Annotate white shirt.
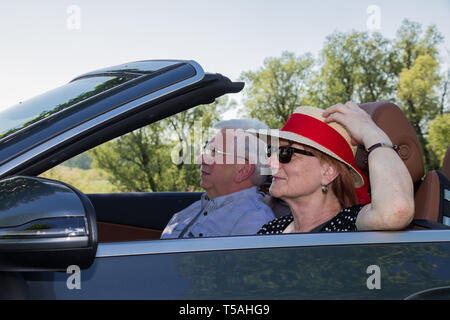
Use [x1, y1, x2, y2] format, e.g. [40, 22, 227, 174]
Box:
[160, 187, 275, 239]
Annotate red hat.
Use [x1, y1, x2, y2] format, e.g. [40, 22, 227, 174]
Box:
[249, 106, 365, 188]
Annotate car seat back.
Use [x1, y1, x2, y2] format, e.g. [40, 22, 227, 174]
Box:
[414, 145, 450, 228]
[356, 102, 425, 185]
[354, 102, 448, 229]
[355, 101, 424, 207]
[413, 170, 450, 229]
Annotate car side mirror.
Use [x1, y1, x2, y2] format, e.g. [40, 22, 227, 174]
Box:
[0, 176, 98, 271]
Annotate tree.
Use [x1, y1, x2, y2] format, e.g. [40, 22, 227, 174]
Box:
[353, 32, 399, 102]
[63, 153, 93, 170]
[394, 20, 443, 70]
[426, 113, 450, 167]
[314, 31, 398, 107]
[89, 98, 231, 192]
[314, 32, 360, 106]
[398, 54, 441, 159]
[89, 121, 173, 192]
[394, 20, 444, 169]
[240, 51, 315, 128]
[439, 62, 449, 115]
[239, 20, 445, 170]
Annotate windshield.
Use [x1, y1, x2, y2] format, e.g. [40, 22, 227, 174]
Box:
[0, 75, 136, 140]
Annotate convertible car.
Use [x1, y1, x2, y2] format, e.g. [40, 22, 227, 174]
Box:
[0, 60, 449, 300]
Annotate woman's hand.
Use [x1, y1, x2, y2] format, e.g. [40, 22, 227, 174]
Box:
[322, 101, 387, 147]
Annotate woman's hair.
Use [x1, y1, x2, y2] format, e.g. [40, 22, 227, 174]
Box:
[303, 145, 358, 208]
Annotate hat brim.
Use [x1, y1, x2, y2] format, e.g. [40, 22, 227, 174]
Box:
[248, 128, 365, 188]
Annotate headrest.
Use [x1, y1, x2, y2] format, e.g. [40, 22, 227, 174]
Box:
[355, 102, 425, 184]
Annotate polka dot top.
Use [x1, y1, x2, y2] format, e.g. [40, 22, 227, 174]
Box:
[257, 204, 365, 234]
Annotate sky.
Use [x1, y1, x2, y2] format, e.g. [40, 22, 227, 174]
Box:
[0, 0, 449, 115]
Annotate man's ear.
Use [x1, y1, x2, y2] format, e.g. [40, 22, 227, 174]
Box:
[234, 164, 255, 183]
[321, 163, 339, 185]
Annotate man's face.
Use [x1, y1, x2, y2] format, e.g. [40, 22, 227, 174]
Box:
[198, 129, 240, 198]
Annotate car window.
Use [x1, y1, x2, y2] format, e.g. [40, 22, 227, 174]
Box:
[0, 75, 137, 140]
[39, 98, 228, 194]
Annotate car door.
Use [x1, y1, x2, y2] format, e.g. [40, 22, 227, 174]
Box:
[22, 229, 450, 299]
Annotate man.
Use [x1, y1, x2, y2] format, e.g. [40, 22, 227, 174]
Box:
[161, 119, 275, 239]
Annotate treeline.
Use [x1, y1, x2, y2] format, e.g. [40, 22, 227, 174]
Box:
[240, 19, 449, 170]
[49, 19, 449, 193]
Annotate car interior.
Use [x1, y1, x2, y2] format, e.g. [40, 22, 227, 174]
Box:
[87, 101, 450, 243]
[356, 102, 450, 230]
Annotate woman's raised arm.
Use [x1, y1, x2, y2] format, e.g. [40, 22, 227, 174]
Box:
[322, 101, 414, 230]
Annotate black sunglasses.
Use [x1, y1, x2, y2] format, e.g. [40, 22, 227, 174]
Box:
[266, 145, 315, 163]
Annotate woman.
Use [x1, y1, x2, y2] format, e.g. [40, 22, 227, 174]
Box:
[255, 102, 414, 234]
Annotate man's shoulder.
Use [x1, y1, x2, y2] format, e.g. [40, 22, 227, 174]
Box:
[170, 198, 202, 219]
[245, 192, 273, 210]
[230, 192, 275, 219]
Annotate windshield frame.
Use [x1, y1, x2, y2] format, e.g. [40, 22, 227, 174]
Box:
[0, 73, 143, 143]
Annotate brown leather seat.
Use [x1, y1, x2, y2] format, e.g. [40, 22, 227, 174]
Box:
[355, 102, 448, 229]
[412, 145, 450, 227]
[356, 102, 424, 186]
[97, 221, 162, 242]
[356, 102, 450, 229]
[413, 171, 441, 225]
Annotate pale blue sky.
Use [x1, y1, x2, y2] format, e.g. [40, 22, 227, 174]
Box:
[0, 0, 449, 112]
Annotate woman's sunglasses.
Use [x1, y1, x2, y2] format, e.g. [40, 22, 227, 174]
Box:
[266, 145, 315, 163]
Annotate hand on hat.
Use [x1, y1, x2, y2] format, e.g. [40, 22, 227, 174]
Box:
[322, 101, 386, 147]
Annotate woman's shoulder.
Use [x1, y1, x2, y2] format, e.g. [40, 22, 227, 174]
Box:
[257, 214, 293, 235]
[319, 204, 365, 232]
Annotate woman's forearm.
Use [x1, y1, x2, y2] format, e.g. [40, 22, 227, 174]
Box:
[363, 128, 415, 229]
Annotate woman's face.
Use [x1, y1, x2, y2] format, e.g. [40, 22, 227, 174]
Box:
[267, 140, 324, 201]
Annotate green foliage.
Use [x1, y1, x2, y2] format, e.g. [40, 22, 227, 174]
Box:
[39, 166, 118, 193]
[427, 113, 450, 167]
[241, 19, 446, 170]
[398, 54, 441, 126]
[394, 20, 443, 69]
[313, 31, 398, 107]
[240, 51, 315, 128]
[89, 122, 173, 192]
[88, 98, 230, 192]
[394, 20, 444, 168]
[63, 153, 93, 170]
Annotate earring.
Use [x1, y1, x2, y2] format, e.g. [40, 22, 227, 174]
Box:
[321, 184, 328, 194]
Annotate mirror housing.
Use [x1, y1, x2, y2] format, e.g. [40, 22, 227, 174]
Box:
[0, 176, 98, 271]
